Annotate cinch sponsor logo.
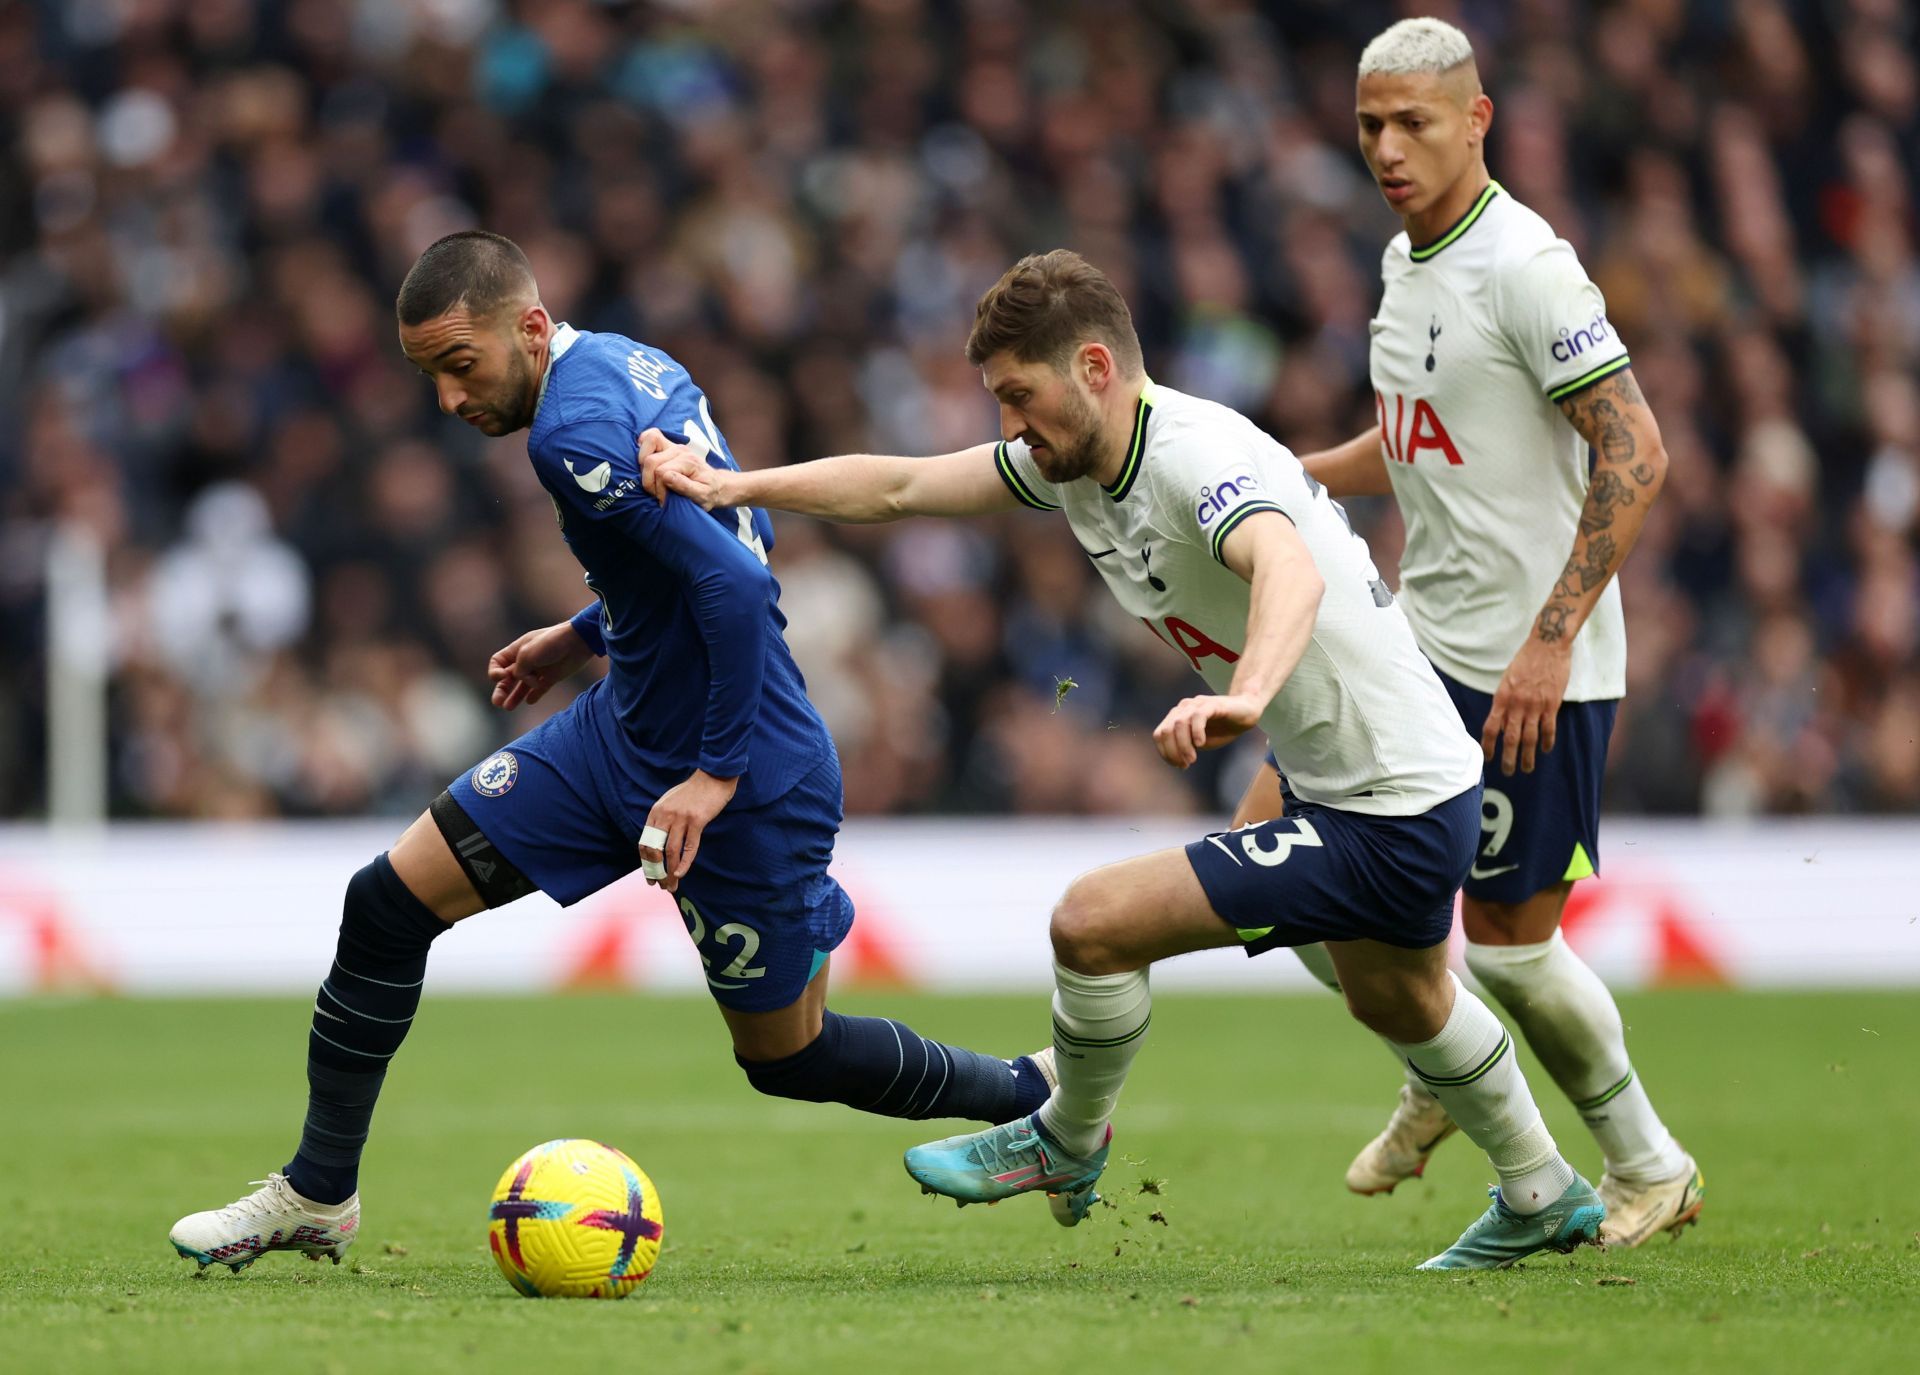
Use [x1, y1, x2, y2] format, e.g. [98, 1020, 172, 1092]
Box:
[1551, 311, 1612, 363]
[627, 349, 677, 401]
[1196, 472, 1259, 525]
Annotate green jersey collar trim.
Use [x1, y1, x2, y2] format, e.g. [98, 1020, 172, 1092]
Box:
[994, 441, 1059, 511]
[1102, 383, 1157, 502]
[1407, 181, 1502, 263]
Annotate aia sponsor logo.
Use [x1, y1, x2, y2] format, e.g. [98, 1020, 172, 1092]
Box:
[1376, 391, 1462, 466]
[1551, 310, 1613, 363]
[1144, 616, 1239, 673]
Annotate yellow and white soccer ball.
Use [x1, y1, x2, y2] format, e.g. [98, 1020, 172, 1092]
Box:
[487, 1139, 664, 1299]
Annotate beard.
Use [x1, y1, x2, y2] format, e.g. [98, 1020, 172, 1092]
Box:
[1025, 385, 1105, 483]
[465, 348, 538, 434]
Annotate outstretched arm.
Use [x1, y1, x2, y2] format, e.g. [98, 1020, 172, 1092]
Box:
[1481, 367, 1669, 774]
[1300, 427, 1393, 498]
[639, 432, 1020, 522]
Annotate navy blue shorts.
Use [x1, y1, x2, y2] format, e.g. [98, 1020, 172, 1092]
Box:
[1186, 785, 1481, 954]
[450, 690, 853, 1013]
[1434, 669, 1618, 904]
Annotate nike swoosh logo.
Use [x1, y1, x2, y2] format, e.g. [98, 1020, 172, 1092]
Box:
[1468, 862, 1519, 880]
[1205, 834, 1244, 867]
[1086, 547, 1117, 559]
[565, 458, 613, 493]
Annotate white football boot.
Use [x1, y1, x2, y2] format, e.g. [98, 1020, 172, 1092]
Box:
[170, 1173, 359, 1272]
[1346, 1083, 1459, 1195]
[1598, 1150, 1704, 1248]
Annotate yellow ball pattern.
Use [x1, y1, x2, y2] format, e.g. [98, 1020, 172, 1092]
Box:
[487, 1138, 664, 1299]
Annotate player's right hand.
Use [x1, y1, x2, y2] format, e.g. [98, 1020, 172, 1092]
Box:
[1152, 693, 1262, 768]
[638, 769, 739, 893]
[637, 428, 729, 509]
[488, 622, 594, 710]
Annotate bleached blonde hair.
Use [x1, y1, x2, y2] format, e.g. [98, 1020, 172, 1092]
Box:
[1357, 17, 1475, 79]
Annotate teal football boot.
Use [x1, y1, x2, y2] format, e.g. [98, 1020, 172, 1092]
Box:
[1417, 1175, 1606, 1270]
[905, 1114, 1110, 1226]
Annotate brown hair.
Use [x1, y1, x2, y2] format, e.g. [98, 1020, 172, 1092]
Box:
[965, 250, 1144, 376]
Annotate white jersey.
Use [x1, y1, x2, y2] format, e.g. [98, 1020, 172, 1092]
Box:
[995, 381, 1482, 816]
[1371, 181, 1630, 700]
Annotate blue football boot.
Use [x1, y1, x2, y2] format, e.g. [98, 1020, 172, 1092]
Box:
[905, 1114, 1110, 1226]
[1417, 1175, 1606, 1270]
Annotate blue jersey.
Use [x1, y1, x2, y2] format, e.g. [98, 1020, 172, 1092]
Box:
[526, 325, 829, 809]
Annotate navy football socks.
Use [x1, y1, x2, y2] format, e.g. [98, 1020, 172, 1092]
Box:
[286, 861, 1043, 1202]
[739, 1010, 1052, 1122]
[286, 854, 450, 1205]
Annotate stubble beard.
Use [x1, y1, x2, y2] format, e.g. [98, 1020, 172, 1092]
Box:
[1028, 387, 1105, 484]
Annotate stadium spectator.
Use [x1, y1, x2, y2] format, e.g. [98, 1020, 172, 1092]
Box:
[1, 0, 1914, 821]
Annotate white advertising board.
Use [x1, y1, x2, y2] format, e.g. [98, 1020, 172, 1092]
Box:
[0, 818, 1915, 995]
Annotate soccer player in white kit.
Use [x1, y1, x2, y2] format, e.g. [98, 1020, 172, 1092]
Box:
[640, 250, 1605, 1269]
[1240, 18, 1702, 1249]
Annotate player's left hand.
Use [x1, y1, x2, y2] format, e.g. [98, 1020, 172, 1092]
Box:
[1483, 639, 1573, 775]
[1152, 694, 1262, 769]
[638, 770, 739, 893]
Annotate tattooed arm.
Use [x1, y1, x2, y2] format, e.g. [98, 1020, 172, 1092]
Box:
[1481, 368, 1668, 775]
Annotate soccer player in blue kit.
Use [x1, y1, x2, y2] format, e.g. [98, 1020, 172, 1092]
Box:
[169, 231, 1052, 1272]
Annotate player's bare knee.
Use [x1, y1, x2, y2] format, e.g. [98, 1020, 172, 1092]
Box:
[1049, 878, 1126, 975]
[1341, 979, 1445, 1044]
[1462, 885, 1568, 946]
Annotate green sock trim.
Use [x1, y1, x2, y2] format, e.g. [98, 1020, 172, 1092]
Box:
[1408, 1030, 1511, 1088]
[1052, 1015, 1152, 1050]
[1574, 1069, 1635, 1112]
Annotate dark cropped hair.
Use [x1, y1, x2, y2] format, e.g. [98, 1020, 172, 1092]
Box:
[396, 230, 536, 326]
[965, 249, 1144, 376]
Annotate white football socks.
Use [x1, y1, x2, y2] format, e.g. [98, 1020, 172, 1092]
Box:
[1465, 933, 1687, 1183]
[1390, 973, 1575, 1215]
[1037, 962, 1151, 1156]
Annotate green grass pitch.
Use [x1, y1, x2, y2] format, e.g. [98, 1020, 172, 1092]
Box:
[5, 989, 1917, 1373]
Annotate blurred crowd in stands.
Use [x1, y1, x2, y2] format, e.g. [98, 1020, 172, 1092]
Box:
[1, 0, 1916, 821]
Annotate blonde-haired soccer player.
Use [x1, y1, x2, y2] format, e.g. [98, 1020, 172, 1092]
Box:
[641, 248, 1606, 1269]
[1250, 16, 1702, 1248]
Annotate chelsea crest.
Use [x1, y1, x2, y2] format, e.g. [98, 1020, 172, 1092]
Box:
[472, 751, 520, 797]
